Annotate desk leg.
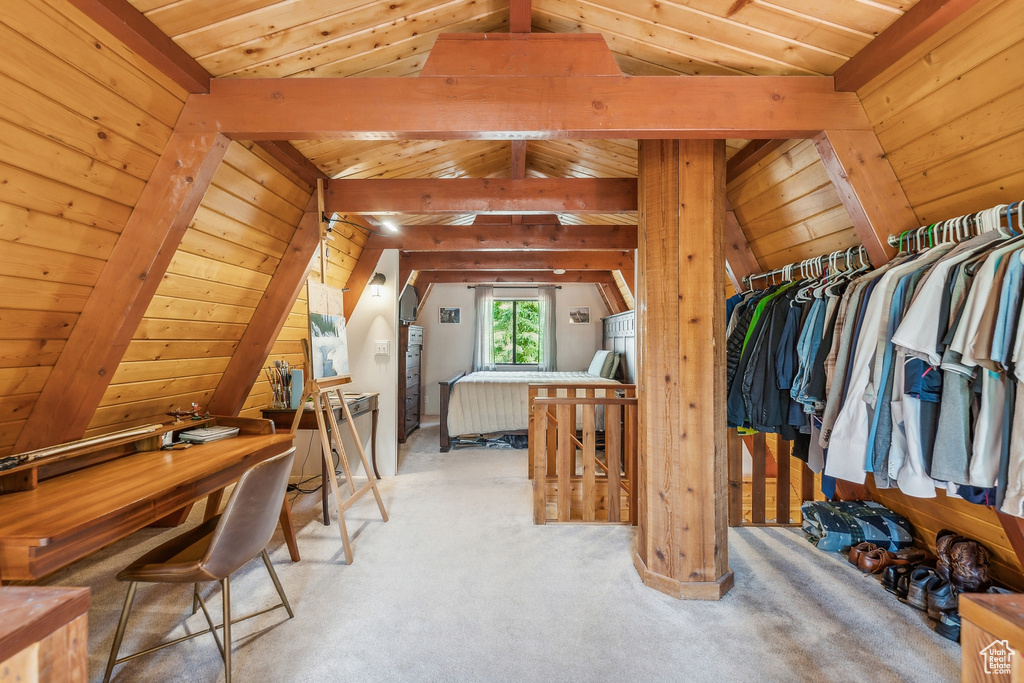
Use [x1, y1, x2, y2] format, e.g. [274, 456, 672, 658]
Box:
[371, 407, 380, 479]
[203, 489, 225, 522]
[321, 442, 330, 526]
[279, 497, 300, 562]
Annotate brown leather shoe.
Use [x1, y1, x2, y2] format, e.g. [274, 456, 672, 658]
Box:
[936, 530, 967, 582]
[949, 539, 991, 592]
[858, 548, 909, 574]
[849, 542, 879, 566]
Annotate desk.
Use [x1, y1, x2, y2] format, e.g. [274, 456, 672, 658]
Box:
[0, 586, 90, 680]
[263, 393, 379, 527]
[0, 431, 295, 582]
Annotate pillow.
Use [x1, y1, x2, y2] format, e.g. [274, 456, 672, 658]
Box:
[587, 350, 613, 377]
[602, 353, 620, 380]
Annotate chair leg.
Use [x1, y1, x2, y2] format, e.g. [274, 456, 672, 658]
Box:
[222, 577, 232, 683]
[103, 581, 138, 683]
[261, 549, 294, 618]
[192, 583, 200, 615]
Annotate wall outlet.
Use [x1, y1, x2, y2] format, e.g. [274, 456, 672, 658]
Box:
[374, 340, 390, 356]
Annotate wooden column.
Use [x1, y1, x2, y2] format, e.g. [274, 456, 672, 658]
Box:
[634, 139, 733, 600]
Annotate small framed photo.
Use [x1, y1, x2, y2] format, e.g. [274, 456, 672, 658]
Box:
[439, 307, 461, 324]
[569, 306, 591, 324]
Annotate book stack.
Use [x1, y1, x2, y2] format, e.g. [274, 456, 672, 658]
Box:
[178, 426, 240, 444]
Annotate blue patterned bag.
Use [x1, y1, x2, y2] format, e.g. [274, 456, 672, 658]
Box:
[801, 500, 914, 552]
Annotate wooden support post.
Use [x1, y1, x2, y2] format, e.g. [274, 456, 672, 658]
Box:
[814, 129, 914, 267]
[634, 139, 732, 599]
[750, 433, 767, 525]
[775, 439, 791, 524]
[606, 403, 622, 524]
[727, 429, 743, 527]
[14, 129, 229, 452]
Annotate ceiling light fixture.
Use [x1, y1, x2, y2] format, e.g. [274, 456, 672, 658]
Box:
[553, 269, 566, 275]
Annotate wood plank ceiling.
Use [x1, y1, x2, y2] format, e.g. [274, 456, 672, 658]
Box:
[128, 0, 921, 253]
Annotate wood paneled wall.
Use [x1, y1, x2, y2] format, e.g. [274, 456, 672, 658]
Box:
[859, 0, 1024, 225]
[726, 139, 860, 273]
[0, 0, 186, 456]
[853, 0, 1024, 590]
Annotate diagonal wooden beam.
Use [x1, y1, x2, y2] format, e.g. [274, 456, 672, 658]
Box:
[343, 248, 384, 319]
[595, 283, 618, 315]
[834, 0, 982, 92]
[324, 178, 636, 215]
[401, 251, 633, 271]
[207, 194, 321, 416]
[414, 270, 616, 285]
[65, 0, 210, 93]
[14, 129, 230, 452]
[254, 141, 328, 187]
[725, 139, 786, 182]
[510, 0, 532, 33]
[724, 203, 760, 289]
[601, 282, 628, 314]
[365, 224, 637, 251]
[814, 130, 911, 267]
[179, 76, 870, 140]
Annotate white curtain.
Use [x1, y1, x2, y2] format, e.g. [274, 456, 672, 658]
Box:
[472, 285, 496, 371]
[538, 285, 557, 371]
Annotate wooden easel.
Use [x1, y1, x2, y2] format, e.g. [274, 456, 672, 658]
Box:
[289, 370, 388, 564]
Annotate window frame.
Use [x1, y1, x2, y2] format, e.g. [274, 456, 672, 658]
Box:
[493, 298, 541, 366]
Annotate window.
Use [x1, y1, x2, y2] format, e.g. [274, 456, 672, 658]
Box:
[493, 299, 541, 364]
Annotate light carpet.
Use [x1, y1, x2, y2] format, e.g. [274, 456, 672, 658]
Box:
[42, 418, 959, 682]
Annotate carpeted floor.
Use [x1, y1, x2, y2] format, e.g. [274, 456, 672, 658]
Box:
[43, 418, 959, 682]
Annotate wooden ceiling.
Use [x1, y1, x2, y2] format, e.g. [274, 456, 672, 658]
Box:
[128, 0, 922, 233]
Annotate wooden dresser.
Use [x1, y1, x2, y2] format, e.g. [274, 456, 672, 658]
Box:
[398, 324, 423, 443]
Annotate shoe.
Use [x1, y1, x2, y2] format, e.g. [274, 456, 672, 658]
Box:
[882, 564, 914, 598]
[987, 586, 1016, 595]
[935, 611, 961, 643]
[905, 567, 939, 610]
[859, 548, 908, 574]
[927, 580, 958, 620]
[895, 547, 934, 565]
[848, 542, 878, 566]
[935, 530, 967, 582]
[949, 539, 991, 593]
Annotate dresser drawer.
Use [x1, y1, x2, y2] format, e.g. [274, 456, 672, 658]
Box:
[408, 325, 423, 346]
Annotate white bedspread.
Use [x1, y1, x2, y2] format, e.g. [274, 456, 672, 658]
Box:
[446, 371, 618, 437]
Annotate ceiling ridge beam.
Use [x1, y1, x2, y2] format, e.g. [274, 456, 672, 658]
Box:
[400, 251, 633, 271]
[365, 224, 637, 251]
[414, 271, 617, 285]
[834, 0, 982, 92]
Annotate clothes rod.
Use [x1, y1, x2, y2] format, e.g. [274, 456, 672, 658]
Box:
[742, 244, 869, 287]
[466, 285, 562, 290]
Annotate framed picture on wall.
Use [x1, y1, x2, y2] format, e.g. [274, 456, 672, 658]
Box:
[439, 307, 461, 324]
[569, 306, 591, 324]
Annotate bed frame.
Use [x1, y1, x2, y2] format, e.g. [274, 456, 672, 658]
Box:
[438, 310, 635, 452]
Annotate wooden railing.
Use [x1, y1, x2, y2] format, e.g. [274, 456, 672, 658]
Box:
[727, 429, 819, 527]
[528, 384, 638, 525]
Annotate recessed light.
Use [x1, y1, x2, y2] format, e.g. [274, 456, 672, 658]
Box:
[553, 269, 566, 275]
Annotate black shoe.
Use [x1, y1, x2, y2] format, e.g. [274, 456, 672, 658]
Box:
[935, 611, 961, 642]
[927, 580, 958, 620]
[882, 564, 914, 598]
[904, 567, 938, 611]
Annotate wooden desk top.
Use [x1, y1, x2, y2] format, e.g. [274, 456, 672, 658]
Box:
[0, 431, 294, 581]
[0, 586, 90, 660]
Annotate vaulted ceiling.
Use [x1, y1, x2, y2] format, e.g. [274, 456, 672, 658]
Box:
[127, 0, 922, 229]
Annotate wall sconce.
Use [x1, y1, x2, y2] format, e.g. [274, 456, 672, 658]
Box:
[369, 272, 387, 297]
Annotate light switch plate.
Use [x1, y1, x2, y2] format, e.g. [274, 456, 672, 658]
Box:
[374, 340, 390, 356]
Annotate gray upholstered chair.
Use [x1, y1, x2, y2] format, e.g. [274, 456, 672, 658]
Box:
[103, 447, 297, 683]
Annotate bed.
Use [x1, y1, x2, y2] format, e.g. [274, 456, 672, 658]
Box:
[438, 312, 635, 451]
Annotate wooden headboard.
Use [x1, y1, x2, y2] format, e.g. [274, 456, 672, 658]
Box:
[602, 310, 635, 383]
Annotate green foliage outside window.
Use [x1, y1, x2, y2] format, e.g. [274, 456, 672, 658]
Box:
[493, 300, 540, 364]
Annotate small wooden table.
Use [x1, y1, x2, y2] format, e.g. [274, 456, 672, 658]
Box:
[262, 392, 380, 526]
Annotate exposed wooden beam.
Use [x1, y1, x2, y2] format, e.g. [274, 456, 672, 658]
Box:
[400, 251, 633, 271]
[601, 282, 628, 314]
[595, 283, 618, 315]
[834, 0, 982, 92]
[66, 0, 210, 93]
[414, 270, 616, 285]
[509, 0, 532, 32]
[365, 224, 637, 251]
[813, 130, 909, 266]
[724, 206, 760, 288]
[14, 130, 230, 452]
[324, 178, 637, 215]
[472, 214, 561, 225]
[343, 249, 383, 319]
[725, 139, 786, 182]
[415, 283, 435, 322]
[180, 76, 870, 140]
[254, 141, 328, 187]
[207, 195, 320, 416]
[511, 141, 527, 180]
